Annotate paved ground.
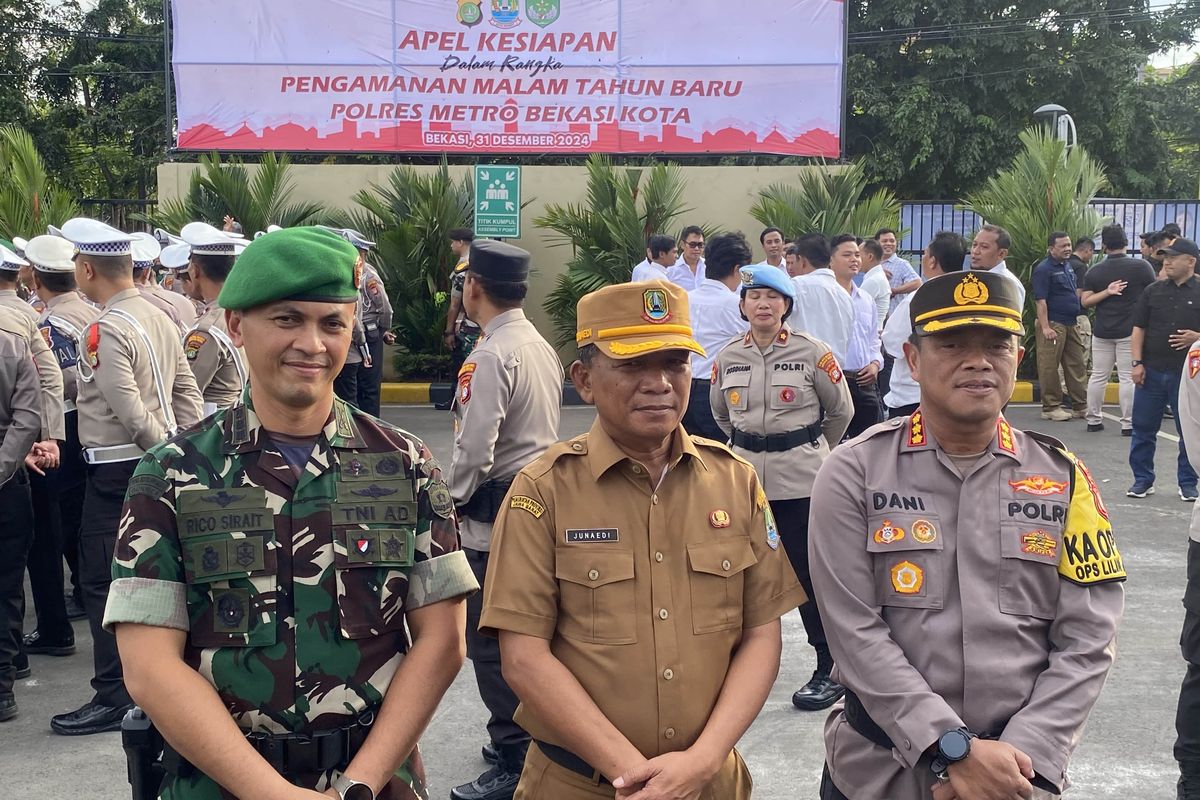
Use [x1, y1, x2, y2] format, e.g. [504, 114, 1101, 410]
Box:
[3, 405, 1188, 798]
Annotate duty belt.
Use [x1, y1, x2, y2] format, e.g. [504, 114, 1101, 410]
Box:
[162, 710, 376, 778]
[534, 741, 610, 785]
[731, 422, 822, 453]
[83, 443, 145, 464]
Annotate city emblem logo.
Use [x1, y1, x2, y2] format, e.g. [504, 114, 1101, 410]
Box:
[490, 0, 521, 28]
[873, 519, 906, 545]
[643, 288, 670, 322]
[953, 273, 989, 306]
[457, 0, 483, 26]
[890, 561, 924, 594]
[526, 0, 559, 27]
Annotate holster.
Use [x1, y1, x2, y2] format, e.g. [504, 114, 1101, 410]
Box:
[121, 707, 165, 800]
[457, 477, 515, 524]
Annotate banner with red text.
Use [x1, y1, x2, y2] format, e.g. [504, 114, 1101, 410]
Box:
[171, 0, 844, 156]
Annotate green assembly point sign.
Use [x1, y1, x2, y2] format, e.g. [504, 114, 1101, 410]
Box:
[474, 165, 521, 239]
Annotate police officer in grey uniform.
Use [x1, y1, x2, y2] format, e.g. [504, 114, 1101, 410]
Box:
[341, 229, 395, 417]
[710, 264, 852, 712]
[179, 222, 247, 414]
[0, 330, 44, 722]
[49, 219, 203, 736]
[20, 235, 99, 659]
[811, 270, 1124, 800]
[449, 240, 563, 800]
[1175, 335, 1200, 799]
[132, 232, 197, 334]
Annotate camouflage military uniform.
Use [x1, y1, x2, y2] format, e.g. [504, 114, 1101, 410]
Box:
[104, 392, 478, 799]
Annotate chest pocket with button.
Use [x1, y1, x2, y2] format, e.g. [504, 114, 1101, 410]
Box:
[769, 364, 812, 412]
[866, 513, 943, 610]
[555, 548, 637, 645]
[331, 475, 419, 640]
[998, 523, 1062, 620]
[176, 486, 279, 648]
[686, 537, 757, 634]
[720, 369, 752, 418]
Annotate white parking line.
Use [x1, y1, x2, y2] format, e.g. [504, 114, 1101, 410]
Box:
[1100, 411, 1179, 442]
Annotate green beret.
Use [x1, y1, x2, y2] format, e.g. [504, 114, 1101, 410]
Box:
[218, 226, 360, 311]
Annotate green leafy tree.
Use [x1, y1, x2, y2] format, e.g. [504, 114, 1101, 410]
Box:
[963, 126, 1109, 332]
[347, 162, 474, 363]
[749, 161, 901, 239]
[846, 0, 1200, 199]
[538, 154, 691, 347]
[142, 153, 331, 235]
[0, 124, 79, 239]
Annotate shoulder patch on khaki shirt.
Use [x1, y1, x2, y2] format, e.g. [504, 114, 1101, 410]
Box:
[184, 331, 207, 360]
[510, 495, 545, 518]
[1189, 348, 1200, 379]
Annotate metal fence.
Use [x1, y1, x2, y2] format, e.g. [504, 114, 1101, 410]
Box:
[77, 199, 158, 232]
[899, 199, 1200, 256]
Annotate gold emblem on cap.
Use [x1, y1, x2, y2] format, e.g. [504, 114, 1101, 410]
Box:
[953, 273, 989, 306]
[642, 288, 670, 323]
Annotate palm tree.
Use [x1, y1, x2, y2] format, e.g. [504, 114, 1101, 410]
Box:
[141, 152, 332, 234]
[347, 161, 474, 358]
[964, 126, 1109, 288]
[0, 124, 78, 239]
[537, 154, 691, 347]
[749, 161, 901, 240]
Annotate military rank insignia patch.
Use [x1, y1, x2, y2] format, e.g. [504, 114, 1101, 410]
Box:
[1021, 530, 1058, 558]
[353, 256, 364, 290]
[907, 410, 926, 447]
[911, 519, 937, 544]
[711, 362, 718, 381]
[510, 495, 545, 518]
[817, 352, 843, 384]
[85, 324, 101, 368]
[184, 331, 207, 361]
[890, 561, 923, 594]
[873, 519, 906, 544]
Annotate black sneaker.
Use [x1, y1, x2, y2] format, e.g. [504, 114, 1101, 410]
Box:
[434, 399, 453, 411]
[50, 701, 133, 736]
[449, 764, 521, 800]
[14, 653, 30, 680]
[23, 630, 75, 656]
[1180, 771, 1200, 800]
[1086, 423, 1104, 432]
[791, 671, 846, 711]
[0, 696, 16, 722]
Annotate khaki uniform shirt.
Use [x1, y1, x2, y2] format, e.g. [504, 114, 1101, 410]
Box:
[77, 288, 204, 450]
[0, 330, 42, 485]
[1181, 347, 1200, 543]
[360, 263, 393, 337]
[39, 293, 101, 407]
[480, 422, 806, 758]
[137, 284, 187, 334]
[140, 283, 199, 334]
[710, 326, 852, 500]
[450, 309, 563, 551]
[184, 303, 245, 412]
[810, 412, 1125, 798]
[0, 290, 65, 441]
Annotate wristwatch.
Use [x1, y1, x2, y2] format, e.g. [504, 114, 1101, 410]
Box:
[1132, 359, 1144, 366]
[929, 727, 976, 779]
[332, 775, 375, 800]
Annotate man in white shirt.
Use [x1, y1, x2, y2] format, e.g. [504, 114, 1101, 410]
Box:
[883, 231, 968, 418]
[758, 226, 786, 271]
[859, 238, 891, 332]
[683, 232, 750, 440]
[667, 225, 706, 290]
[875, 227, 923, 314]
[630, 234, 676, 283]
[970, 223, 1027, 310]
[791, 233, 853, 366]
[830, 235, 884, 439]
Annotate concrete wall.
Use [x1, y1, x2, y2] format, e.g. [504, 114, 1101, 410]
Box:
[157, 162, 822, 362]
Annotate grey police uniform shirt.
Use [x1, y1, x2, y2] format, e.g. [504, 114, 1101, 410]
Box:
[809, 412, 1124, 799]
[39, 292, 100, 406]
[1180, 345, 1200, 543]
[449, 308, 563, 552]
[710, 325, 851, 500]
[76, 288, 204, 451]
[184, 302, 244, 411]
[0, 329, 42, 485]
[359, 263, 393, 338]
[0, 290, 65, 441]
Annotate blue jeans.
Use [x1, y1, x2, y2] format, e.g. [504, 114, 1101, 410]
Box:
[1130, 365, 1197, 489]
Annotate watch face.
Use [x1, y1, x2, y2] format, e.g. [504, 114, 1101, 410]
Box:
[939, 730, 971, 761]
[344, 784, 373, 800]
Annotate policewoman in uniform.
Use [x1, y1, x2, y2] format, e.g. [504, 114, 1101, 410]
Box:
[51, 218, 204, 737]
[810, 271, 1125, 800]
[179, 222, 248, 415]
[449, 240, 563, 800]
[710, 265, 852, 712]
[481, 280, 805, 800]
[105, 227, 478, 800]
[21, 235, 100, 659]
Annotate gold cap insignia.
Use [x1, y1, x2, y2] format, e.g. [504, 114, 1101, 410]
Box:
[953, 273, 989, 306]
